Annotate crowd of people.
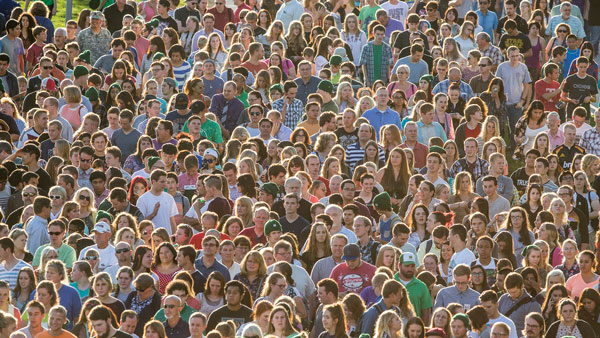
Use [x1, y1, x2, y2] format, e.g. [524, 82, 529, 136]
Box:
[0, 0, 597, 337]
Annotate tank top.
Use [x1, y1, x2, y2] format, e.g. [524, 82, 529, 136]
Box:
[140, 2, 157, 22]
[151, 267, 182, 294]
[526, 36, 542, 68]
[59, 104, 85, 130]
[197, 293, 225, 316]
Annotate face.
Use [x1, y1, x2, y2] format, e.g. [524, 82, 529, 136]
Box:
[48, 310, 66, 331]
[451, 319, 467, 338]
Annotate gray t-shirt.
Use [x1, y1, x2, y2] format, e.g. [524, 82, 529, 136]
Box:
[495, 61, 531, 105]
[110, 128, 142, 164]
[487, 195, 511, 221]
[476, 175, 514, 203]
[0, 36, 24, 75]
[392, 56, 429, 85]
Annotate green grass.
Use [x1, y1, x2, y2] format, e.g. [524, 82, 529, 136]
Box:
[17, 0, 89, 27]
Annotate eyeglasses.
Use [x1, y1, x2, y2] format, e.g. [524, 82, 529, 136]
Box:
[85, 256, 98, 260]
[116, 248, 130, 254]
[250, 111, 262, 116]
[23, 192, 36, 197]
[49, 195, 62, 199]
[164, 304, 178, 309]
[136, 286, 149, 293]
[478, 63, 489, 67]
[79, 195, 91, 201]
[454, 281, 469, 285]
[143, 230, 152, 235]
[49, 231, 63, 236]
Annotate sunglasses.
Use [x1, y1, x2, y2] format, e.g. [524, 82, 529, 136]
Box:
[49, 195, 62, 199]
[80, 158, 92, 163]
[164, 304, 178, 309]
[143, 230, 152, 235]
[116, 248, 130, 254]
[49, 231, 63, 236]
[136, 286, 149, 293]
[79, 195, 91, 201]
[42, 66, 53, 70]
[250, 111, 262, 116]
[478, 63, 490, 67]
[23, 192, 36, 197]
[558, 30, 568, 33]
[204, 159, 214, 164]
[85, 256, 98, 260]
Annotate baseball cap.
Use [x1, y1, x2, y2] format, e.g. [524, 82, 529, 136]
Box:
[260, 182, 279, 198]
[174, 93, 189, 110]
[203, 148, 219, 159]
[399, 252, 417, 265]
[90, 11, 104, 20]
[42, 78, 56, 91]
[92, 221, 112, 234]
[189, 100, 206, 114]
[425, 328, 446, 338]
[342, 243, 360, 260]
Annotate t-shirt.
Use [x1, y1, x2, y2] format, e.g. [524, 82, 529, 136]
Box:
[510, 167, 531, 195]
[498, 33, 531, 54]
[372, 44, 382, 82]
[165, 110, 192, 134]
[334, 128, 358, 149]
[563, 74, 598, 116]
[79, 244, 118, 271]
[34, 331, 77, 338]
[330, 261, 377, 295]
[136, 191, 178, 235]
[447, 247, 476, 283]
[279, 215, 310, 239]
[201, 76, 224, 98]
[0, 36, 24, 75]
[380, 1, 408, 23]
[110, 128, 142, 164]
[535, 79, 561, 112]
[205, 305, 253, 331]
[241, 61, 268, 76]
[358, 5, 381, 31]
[153, 15, 178, 35]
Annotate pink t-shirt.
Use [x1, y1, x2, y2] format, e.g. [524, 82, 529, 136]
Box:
[565, 273, 600, 300]
[178, 172, 199, 191]
[330, 261, 377, 295]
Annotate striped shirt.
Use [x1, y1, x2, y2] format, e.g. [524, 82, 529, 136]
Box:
[0, 259, 32, 289]
[173, 61, 192, 91]
[345, 142, 386, 170]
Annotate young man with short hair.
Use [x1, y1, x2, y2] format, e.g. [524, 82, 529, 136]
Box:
[205, 280, 253, 331]
[136, 170, 178, 234]
[0, 237, 32, 289]
[89, 305, 133, 338]
[360, 24, 393, 87]
[35, 306, 77, 338]
[497, 273, 542, 333]
[19, 301, 46, 338]
[480, 290, 518, 338]
[435, 264, 481, 309]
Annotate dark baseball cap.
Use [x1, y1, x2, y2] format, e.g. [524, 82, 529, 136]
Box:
[189, 100, 206, 114]
[174, 93, 189, 110]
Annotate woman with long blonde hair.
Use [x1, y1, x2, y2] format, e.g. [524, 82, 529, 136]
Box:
[321, 157, 341, 180]
[375, 245, 398, 271]
[442, 37, 466, 67]
[329, 144, 352, 177]
[357, 95, 376, 116]
[201, 33, 228, 71]
[301, 222, 331, 272]
[257, 20, 287, 52]
[476, 115, 503, 157]
[334, 81, 357, 111]
[380, 125, 402, 158]
[73, 187, 96, 234]
[284, 20, 306, 65]
[234, 196, 254, 228]
[581, 154, 600, 185]
[449, 172, 477, 223]
[374, 310, 402, 338]
[342, 13, 366, 65]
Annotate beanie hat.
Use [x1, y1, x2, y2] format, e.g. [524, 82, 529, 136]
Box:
[269, 84, 283, 94]
[152, 52, 165, 61]
[264, 219, 283, 236]
[373, 192, 391, 211]
[147, 156, 161, 169]
[78, 50, 91, 64]
[420, 74, 434, 87]
[259, 182, 279, 198]
[329, 55, 342, 66]
[85, 87, 99, 102]
[108, 82, 121, 93]
[73, 65, 89, 78]
[96, 210, 113, 223]
[452, 313, 471, 330]
[317, 80, 334, 95]
[429, 145, 446, 154]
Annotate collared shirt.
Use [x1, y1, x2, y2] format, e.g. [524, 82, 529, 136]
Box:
[449, 157, 490, 181]
[194, 257, 231, 281]
[76, 27, 112, 64]
[416, 120, 448, 145]
[553, 143, 586, 170]
[580, 128, 600, 156]
[32, 243, 76, 268]
[294, 76, 320, 105]
[209, 94, 245, 132]
[271, 97, 304, 130]
[275, 0, 304, 32]
[400, 141, 428, 169]
[479, 44, 504, 66]
[394, 274, 432, 316]
[25, 215, 49, 253]
[357, 237, 381, 265]
[362, 107, 402, 139]
[163, 318, 190, 338]
[498, 291, 542, 332]
[476, 10, 498, 39]
[433, 285, 481, 310]
[432, 79, 475, 101]
[547, 128, 565, 151]
[94, 189, 109, 209]
[78, 167, 93, 190]
[359, 41, 394, 86]
[547, 15, 586, 38]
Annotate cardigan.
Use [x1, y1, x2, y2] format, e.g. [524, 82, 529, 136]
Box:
[545, 319, 594, 338]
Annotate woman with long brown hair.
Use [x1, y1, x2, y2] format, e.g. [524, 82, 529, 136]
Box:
[376, 147, 410, 209]
[301, 222, 332, 272]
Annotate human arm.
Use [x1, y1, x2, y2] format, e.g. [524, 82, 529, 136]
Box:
[522, 47, 533, 59]
[170, 216, 176, 234]
[541, 80, 564, 100]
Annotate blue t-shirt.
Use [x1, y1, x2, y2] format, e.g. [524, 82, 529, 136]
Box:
[564, 48, 580, 75]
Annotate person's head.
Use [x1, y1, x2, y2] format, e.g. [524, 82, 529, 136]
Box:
[224, 280, 245, 306]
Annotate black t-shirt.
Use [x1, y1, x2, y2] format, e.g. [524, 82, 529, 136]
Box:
[498, 32, 532, 54]
[205, 305, 253, 331]
[0, 112, 20, 137]
[497, 14, 529, 35]
[165, 110, 193, 134]
[173, 6, 201, 26]
[110, 330, 134, 338]
[103, 3, 136, 34]
[334, 127, 358, 149]
[35, 167, 52, 193]
[153, 15, 178, 33]
[393, 30, 430, 52]
[510, 167, 531, 195]
[563, 73, 599, 115]
[279, 215, 310, 239]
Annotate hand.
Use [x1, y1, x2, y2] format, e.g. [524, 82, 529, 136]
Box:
[516, 102, 523, 109]
[153, 202, 160, 213]
[560, 79, 566, 90]
[584, 96, 591, 104]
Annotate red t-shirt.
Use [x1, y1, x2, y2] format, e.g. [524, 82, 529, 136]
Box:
[535, 79, 560, 112]
[238, 227, 267, 246]
[190, 231, 231, 249]
[465, 124, 481, 139]
[329, 261, 377, 295]
[207, 6, 237, 32]
[242, 60, 268, 76]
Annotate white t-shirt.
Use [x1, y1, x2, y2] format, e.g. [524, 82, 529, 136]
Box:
[487, 314, 518, 338]
[137, 191, 178, 235]
[447, 247, 476, 283]
[132, 169, 151, 179]
[380, 0, 409, 24]
[79, 244, 118, 271]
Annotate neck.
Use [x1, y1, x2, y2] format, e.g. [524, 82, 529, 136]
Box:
[167, 317, 180, 327]
[50, 329, 64, 336]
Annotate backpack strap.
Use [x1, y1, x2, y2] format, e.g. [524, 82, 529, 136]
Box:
[505, 296, 533, 318]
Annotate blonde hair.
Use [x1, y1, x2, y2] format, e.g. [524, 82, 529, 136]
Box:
[374, 310, 402, 338]
[63, 85, 82, 104]
[73, 187, 96, 213]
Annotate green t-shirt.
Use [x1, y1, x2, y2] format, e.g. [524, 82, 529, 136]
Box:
[154, 304, 197, 322]
[394, 273, 433, 317]
[32, 243, 76, 268]
[358, 5, 381, 31]
[181, 118, 224, 145]
[238, 90, 249, 108]
[373, 44, 382, 82]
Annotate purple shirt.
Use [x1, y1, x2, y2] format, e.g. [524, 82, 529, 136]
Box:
[385, 18, 404, 39]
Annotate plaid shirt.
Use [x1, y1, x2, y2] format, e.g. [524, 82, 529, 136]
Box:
[432, 79, 475, 101]
[449, 157, 490, 182]
[358, 237, 382, 266]
[580, 127, 600, 156]
[271, 97, 304, 130]
[359, 41, 394, 86]
[480, 44, 504, 66]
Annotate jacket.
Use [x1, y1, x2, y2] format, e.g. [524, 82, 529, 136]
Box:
[545, 319, 594, 338]
[1, 69, 18, 97]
